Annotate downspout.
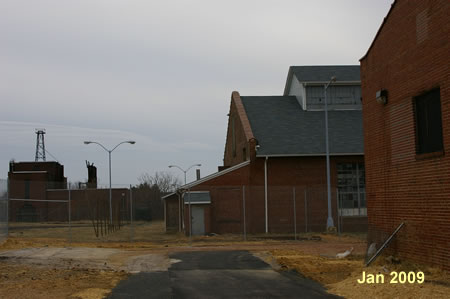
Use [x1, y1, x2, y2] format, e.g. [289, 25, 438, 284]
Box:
[264, 156, 268, 233]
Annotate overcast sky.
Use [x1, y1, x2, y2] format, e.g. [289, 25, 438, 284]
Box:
[0, 0, 392, 187]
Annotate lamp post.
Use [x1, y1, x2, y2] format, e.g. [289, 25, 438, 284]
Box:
[168, 164, 201, 185]
[324, 76, 336, 229]
[84, 140, 135, 225]
[168, 164, 201, 239]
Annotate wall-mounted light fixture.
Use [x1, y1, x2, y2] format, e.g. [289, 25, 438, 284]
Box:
[376, 89, 388, 104]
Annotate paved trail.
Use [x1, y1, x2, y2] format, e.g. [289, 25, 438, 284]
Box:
[108, 250, 339, 299]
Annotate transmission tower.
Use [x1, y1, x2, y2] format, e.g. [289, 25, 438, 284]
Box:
[35, 129, 46, 162]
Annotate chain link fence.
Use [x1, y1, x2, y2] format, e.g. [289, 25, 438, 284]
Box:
[2, 179, 368, 244]
[176, 184, 367, 240]
[5, 179, 168, 243]
[0, 180, 7, 242]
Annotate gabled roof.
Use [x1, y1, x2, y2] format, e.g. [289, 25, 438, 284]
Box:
[241, 96, 364, 156]
[283, 65, 360, 95]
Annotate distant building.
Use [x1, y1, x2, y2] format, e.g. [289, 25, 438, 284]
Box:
[8, 161, 67, 221]
[7, 161, 131, 222]
[164, 66, 367, 235]
[360, 0, 449, 270]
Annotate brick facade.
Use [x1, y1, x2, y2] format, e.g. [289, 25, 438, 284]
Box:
[361, 0, 449, 269]
[176, 93, 367, 235]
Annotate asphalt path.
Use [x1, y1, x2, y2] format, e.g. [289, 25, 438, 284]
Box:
[108, 250, 339, 299]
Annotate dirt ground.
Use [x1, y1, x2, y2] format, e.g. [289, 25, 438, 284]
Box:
[0, 262, 127, 299]
[271, 246, 450, 299]
[2, 222, 449, 299]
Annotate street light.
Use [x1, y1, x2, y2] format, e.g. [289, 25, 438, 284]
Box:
[324, 76, 336, 229]
[168, 163, 201, 240]
[84, 140, 135, 225]
[168, 164, 202, 185]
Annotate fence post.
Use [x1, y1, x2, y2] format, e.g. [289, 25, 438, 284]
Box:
[293, 187, 297, 240]
[304, 189, 308, 233]
[188, 188, 192, 245]
[5, 178, 9, 238]
[243, 185, 246, 241]
[336, 188, 341, 235]
[129, 185, 133, 242]
[68, 185, 72, 246]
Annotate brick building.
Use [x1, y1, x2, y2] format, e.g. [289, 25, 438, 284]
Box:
[8, 161, 132, 223]
[8, 161, 67, 221]
[360, 0, 449, 269]
[165, 66, 367, 235]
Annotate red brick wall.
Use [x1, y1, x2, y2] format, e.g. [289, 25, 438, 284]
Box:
[252, 156, 366, 233]
[183, 156, 367, 234]
[223, 92, 255, 167]
[361, 0, 450, 269]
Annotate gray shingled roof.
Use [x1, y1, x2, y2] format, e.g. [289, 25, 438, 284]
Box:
[240, 96, 364, 156]
[291, 65, 360, 82]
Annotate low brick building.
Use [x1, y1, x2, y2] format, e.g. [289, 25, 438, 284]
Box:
[8, 161, 132, 223]
[8, 161, 67, 221]
[165, 66, 367, 235]
[360, 0, 449, 269]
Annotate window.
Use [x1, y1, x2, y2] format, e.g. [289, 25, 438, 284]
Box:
[414, 88, 443, 154]
[242, 147, 247, 161]
[24, 179, 30, 199]
[337, 163, 366, 216]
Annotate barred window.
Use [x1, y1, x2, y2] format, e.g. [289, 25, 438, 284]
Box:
[337, 163, 365, 216]
[414, 88, 443, 154]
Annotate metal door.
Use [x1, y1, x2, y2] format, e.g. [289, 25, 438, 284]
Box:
[191, 206, 205, 235]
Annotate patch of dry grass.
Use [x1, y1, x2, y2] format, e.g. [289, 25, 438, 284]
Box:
[0, 261, 127, 299]
[271, 247, 450, 299]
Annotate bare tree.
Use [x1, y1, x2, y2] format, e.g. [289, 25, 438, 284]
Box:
[137, 171, 181, 193]
[68, 181, 84, 190]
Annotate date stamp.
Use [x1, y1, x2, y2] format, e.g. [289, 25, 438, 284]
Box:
[357, 271, 425, 284]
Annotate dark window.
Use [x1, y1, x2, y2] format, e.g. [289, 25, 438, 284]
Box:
[242, 147, 247, 161]
[24, 180, 30, 199]
[415, 88, 443, 154]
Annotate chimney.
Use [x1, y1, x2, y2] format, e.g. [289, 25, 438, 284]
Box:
[196, 169, 201, 180]
[86, 160, 97, 189]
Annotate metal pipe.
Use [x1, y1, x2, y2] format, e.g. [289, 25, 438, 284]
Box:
[108, 151, 112, 226]
[130, 185, 133, 242]
[324, 77, 336, 229]
[188, 189, 192, 245]
[264, 156, 268, 233]
[293, 187, 296, 240]
[68, 186, 72, 245]
[304, 189, 308, 233]
[84, 140, 135, 226]
[243, 185, 246, 241]
[6, 178, 9, 237]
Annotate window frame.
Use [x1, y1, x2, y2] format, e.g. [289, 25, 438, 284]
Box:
[413, 87, 444, 156]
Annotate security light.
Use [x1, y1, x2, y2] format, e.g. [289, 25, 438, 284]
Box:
[376, 89, 388, 104]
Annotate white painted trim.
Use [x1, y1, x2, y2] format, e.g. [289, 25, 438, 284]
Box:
[264, 157, 268, 234]
[302, 81, 361, 85]
[256, 153, 364, 158]
[180, 160, 250, 190]
[9, 198, 69, 203]
[11, 171, 47, 174]
[161, 192, 177, 200]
